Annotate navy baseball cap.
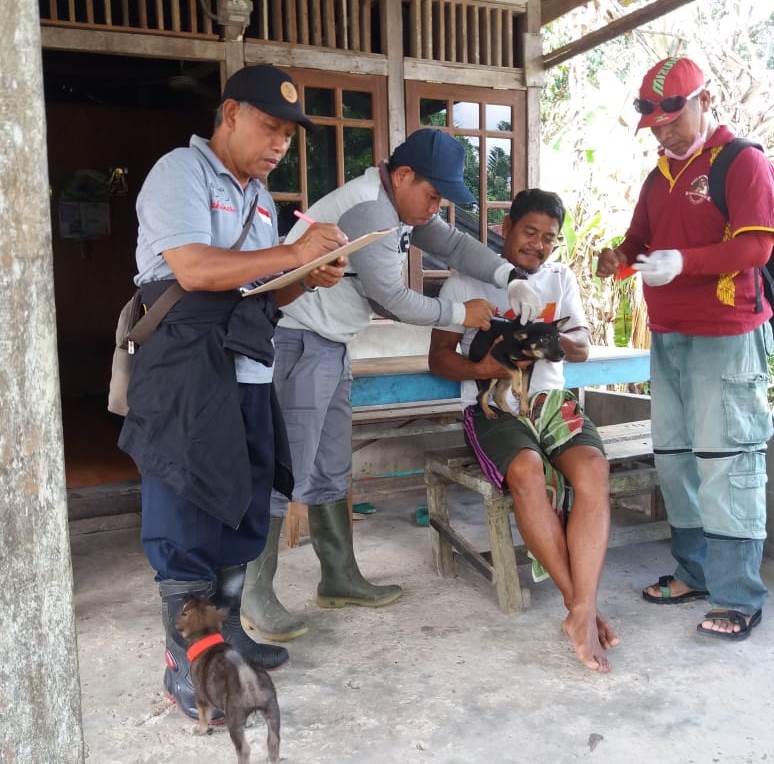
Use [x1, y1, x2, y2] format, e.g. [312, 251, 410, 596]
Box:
[390, 129, 476, 206]
[221, 64, 315, 131]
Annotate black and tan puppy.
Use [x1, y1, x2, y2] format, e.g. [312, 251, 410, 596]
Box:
[469, 316, 570, 418]
[176, 597, 280, 764]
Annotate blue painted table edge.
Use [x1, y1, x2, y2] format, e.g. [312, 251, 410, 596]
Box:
[351, 350, 650, 408]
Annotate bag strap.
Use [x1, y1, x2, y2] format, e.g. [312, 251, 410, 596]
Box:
[128, 194, 261, 346]
[705, 138, 765, 311]
[231, 193, 260, 251]
[707, 137, 763, 219]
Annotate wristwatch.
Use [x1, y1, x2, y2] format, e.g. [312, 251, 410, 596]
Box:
[301, 279, 318, 293]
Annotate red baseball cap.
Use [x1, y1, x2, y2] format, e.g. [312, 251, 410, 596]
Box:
[636, 57, 705, 131]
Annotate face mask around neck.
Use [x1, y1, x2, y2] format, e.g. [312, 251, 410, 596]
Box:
[663, 125, 709, 160]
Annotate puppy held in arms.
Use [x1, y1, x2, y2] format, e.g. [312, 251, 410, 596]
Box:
[176, 597, 280, 764]
[469, 316, 569, 419]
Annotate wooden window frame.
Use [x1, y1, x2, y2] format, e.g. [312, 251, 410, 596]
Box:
[405, 80, 526, 293]
[269, 67, 389, 213]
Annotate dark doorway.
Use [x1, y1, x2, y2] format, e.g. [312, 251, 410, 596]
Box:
[43, 50, 219, 509]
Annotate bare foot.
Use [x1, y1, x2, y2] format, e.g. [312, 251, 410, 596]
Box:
[596, 613, 620, 649]
[562, 607, 611, 672]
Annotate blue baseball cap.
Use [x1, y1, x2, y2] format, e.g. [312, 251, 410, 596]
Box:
[390, 129, 476, 206]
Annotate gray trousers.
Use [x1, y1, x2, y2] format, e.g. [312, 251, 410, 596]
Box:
[270, 327, 353, 517]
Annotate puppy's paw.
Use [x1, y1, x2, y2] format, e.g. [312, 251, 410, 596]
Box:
[193, 724, 213, 736]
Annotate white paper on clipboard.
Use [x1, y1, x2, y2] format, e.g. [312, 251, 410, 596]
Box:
[239, 226, 398, 297]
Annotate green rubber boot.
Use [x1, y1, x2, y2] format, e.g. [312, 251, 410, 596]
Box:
[308, 499, 402, 608]
[241, 516, 308, 642]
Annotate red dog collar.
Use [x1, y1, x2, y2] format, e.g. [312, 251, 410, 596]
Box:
[186, 633, 225, 663]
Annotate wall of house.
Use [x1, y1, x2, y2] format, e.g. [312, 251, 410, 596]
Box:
[46, 102, 212, 399]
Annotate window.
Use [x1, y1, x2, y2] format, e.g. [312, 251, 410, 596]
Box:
[267, 68, 388, 237]
[406, 81, 525, 295]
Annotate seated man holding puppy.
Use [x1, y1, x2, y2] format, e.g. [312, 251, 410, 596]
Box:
[428, 189, 619, 673]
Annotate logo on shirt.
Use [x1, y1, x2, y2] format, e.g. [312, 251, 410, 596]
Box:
[257, 205, 273, 226]
[685, 174, 710, 205]
[210, 183, 236, 212]
[399, 230, 410, 254]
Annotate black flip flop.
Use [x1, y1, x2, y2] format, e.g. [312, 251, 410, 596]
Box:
[642, 574, 709, 604]
[696, 609, 763, 641]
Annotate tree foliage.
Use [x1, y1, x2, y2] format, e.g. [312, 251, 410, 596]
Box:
[541, 0, 774, 347]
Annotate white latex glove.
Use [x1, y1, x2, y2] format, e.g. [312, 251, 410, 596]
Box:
[632, 249, 684, 287]
[507, 279, 542, 325]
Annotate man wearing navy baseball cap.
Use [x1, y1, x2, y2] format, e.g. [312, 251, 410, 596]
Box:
[388, 127, 476, 208]
[120, 63, 349, 720]
[220, 63, 316, 132]
[240, 127, 543, 644]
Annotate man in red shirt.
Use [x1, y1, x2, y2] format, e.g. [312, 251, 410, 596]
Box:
[597, 57, 774, 640]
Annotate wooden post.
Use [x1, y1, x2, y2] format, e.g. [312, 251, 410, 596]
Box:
[421, 0, 432, 58]
[524, 0, 543, 189]
[221, 40, 245, 90]
[324, 0, 335, 47]
[468, 4, 479, 64]
[382, 0, 406, 153]
[485, 497, 528, 612]
[349, 0, 360, 50]
[287, 0, 298, 43]
[408, 0, 419, 58]
[425, 474, 456, 577]
[446, 0, 456, 63]
[311, 0, 322, 45]
[361, 0, 372, 53]
[0, 2, 85, 760]
[271, 0, 283, 41]
[171, 0, 181, 30]
[458, 0, 468, 63]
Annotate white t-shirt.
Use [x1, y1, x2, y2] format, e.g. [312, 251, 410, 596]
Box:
[438, 261, 589, 410]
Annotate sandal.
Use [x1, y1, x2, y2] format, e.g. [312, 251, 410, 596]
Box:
[642, 575, 708, 605]
[696, 609, 762, 641]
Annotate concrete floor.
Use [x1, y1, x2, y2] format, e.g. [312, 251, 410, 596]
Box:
[71, 486, 774, 764]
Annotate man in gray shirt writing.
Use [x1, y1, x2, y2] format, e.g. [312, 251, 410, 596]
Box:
[241, 128, 541, 642]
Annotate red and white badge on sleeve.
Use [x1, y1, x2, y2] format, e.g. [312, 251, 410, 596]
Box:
[257, 206, 273, 226]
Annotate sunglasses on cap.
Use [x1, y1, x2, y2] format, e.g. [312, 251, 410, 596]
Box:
[633, 85, 704, 116]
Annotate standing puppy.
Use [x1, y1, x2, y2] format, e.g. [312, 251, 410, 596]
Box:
[176, 597, 281, 764]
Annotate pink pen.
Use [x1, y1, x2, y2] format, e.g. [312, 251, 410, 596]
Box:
[293, 209, 316, 225]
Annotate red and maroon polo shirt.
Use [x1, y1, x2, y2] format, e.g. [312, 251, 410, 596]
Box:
[619, 125, 774, 336]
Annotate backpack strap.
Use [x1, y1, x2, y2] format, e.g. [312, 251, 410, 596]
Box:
[706, 137, 766, 312]
[707, 137, 763, 219]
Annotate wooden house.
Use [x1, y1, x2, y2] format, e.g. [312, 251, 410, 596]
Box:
[36, 0, 691, 511]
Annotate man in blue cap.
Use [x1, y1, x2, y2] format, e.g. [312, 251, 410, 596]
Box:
[240, 128, 543, 642]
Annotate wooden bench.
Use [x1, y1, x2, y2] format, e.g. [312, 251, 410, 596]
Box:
[425, 419, 669, 613]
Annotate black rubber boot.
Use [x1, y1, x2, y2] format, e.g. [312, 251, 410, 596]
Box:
[308, 499, 403, 608]
[241, 515, 309, 642]
[159, 578, 223, 721]
[215, 564, 289, 670]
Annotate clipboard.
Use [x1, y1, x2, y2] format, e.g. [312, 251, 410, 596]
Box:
[240, 226, 398, 297]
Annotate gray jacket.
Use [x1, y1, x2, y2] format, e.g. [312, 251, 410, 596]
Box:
[280, 164, 512, 343]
